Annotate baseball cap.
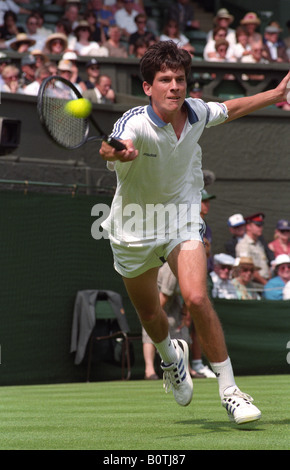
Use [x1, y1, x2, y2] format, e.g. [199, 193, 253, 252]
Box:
[245, 212, 265, 225]
[201, 189, 216, 201]
[21, 54, 36, 66]
[214, 253, 235, 266]
[228, 213, 246, 227]
[85, 58, 99, 68]
[276, 219, 290, 231]
[58, 59, 72, 72]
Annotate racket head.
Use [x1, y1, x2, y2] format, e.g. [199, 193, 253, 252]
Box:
[37, 76, 90, 150]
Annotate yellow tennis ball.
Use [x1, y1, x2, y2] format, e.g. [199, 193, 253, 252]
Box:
[65, 98, 92, 118]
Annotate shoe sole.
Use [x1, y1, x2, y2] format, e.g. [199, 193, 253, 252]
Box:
[228, 411, 262, 425]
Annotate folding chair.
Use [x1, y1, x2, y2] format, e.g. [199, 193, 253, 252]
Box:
[86, 291, 132, 381]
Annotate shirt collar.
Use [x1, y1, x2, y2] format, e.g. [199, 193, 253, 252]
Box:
[147, 99, 199, 127]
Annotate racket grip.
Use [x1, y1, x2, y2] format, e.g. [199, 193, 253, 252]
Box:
[105, 136, 126, 151]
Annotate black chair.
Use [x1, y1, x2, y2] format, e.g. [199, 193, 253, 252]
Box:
[86, 291, 133, 381]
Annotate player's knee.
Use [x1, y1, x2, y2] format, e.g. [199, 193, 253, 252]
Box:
[184, 291, 209, 313]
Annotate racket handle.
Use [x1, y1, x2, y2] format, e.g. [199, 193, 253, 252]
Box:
[105, 136, 126, 151]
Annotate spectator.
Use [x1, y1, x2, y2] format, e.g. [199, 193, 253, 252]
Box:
[83, 57, 100, 89]
[0, 52, 10, 88]
[33, 12, 52, 39]
[225, 213, 246, 258]
[0, 10, 24, 42]
[56, 58, 84, 94]
[24, 13, 46, 50]
[128, 13, 156, 56]
[200, 188, 215, 272]
[23, 64, 50, 95]
[231, 26, 251, 61]
[0, 0, 30, 27]
[167, 0, 200, 33]
[0, 63, 20, 93]
[9, 32, 35, 52]
[232, 257, 261, 299]
[207, 8, 236, 47]
[103, 25, 128, 57]
[207, 38, 236, 63]
[240, 12, 261, 43]
[114, 0, 138, 39]
[46, 60, 57, 76]
[241, 37, 268, 80]
[262, 24, 289, 63]
[263, 254, 290, 300]
[83, 74, 115, 103]
[188, 81, 202, 99]
[210, 253, 238, 299]
[62, 51, 86, 91]
[31, 49, 48, 70]
[73, 20, 108, 56]
[160, 19, 190, 48]
[131, 37, 148, 58]
[235, 212, 271, 285]
[88, 0, 116, 38]
[283, 280, 290, 300]
[268, 219, 290, 257]
[19, 53, 37, 89]
[43, 33, 68, 55]
[62, 2, 80, 31]
[83, 9, 104, 44]
[203, 26, 233, 61]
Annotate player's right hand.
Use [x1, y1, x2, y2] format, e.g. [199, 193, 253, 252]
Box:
[99, 139, 138, 162]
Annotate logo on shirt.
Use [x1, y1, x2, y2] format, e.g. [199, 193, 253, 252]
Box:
[143, 152, 157, 158]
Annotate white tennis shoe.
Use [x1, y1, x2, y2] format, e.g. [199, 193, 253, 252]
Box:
[222, 386, 261, 425]
[161, 339, 193, 406]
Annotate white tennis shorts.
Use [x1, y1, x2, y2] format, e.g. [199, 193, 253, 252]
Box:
[109, 221, 205, 278]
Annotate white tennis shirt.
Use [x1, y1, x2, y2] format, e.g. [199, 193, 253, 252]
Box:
[102, 98, 228, 242]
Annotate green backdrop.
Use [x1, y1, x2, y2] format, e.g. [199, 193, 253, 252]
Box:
[0, 191, 289, 385]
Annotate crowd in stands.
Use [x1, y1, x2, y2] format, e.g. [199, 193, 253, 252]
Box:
[0, 2, 289, 303]
[202, 191, 290, 301]
[0, 1, 289, 107]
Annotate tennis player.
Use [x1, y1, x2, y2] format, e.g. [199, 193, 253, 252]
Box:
[100, 41, 290, 424]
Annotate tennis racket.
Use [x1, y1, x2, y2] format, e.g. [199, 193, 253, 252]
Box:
[37, 76, 126, 151]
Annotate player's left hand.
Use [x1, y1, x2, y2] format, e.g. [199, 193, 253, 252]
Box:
[276, 70, 290, 102]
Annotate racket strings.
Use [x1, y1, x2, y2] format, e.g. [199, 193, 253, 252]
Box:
[41, 81, 88, 149]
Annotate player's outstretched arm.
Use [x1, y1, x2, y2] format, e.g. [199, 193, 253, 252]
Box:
[99, 139, 138, 162]
[224, 70, 290, 123]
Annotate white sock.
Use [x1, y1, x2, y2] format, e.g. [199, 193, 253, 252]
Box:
[154, 334, 178, 365]
[191, 359, 203, 370]
[210, 357, 236, 399]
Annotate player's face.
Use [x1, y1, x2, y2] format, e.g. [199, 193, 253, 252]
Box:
[143, 67, 187, 120]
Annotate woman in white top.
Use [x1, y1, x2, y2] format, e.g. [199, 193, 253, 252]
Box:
[159, 19, 189, 48]
[73, 21, 108, 57]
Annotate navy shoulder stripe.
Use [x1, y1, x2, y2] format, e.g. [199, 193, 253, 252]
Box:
[112, 106, 146, 138]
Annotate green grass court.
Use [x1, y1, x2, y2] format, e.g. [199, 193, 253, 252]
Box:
[0, 375, 289, 450]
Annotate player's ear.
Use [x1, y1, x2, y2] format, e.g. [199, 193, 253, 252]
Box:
[143, 81, 152, 97]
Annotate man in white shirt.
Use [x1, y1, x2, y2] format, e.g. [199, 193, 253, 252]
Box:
[115, 0, 138, 38]
[99, 40, 290, 425]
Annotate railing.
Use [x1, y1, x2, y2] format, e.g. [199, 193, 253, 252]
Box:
[4, 51, 290, 99]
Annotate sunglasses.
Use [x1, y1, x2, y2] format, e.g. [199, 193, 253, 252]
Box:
[241, 267, 254, 273]
[219, 265, 232, 270]
[278, 264, 290, 271]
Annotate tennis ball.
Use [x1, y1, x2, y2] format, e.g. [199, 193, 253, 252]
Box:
[65, 98, 92, 118]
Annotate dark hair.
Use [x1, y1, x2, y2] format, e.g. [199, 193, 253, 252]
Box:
[140, 40, 192, 85]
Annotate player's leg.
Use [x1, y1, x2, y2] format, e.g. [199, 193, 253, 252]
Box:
[167, 240, 228, 363]
[122, 268, 193, 406]
[167, 240, 261, 424]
